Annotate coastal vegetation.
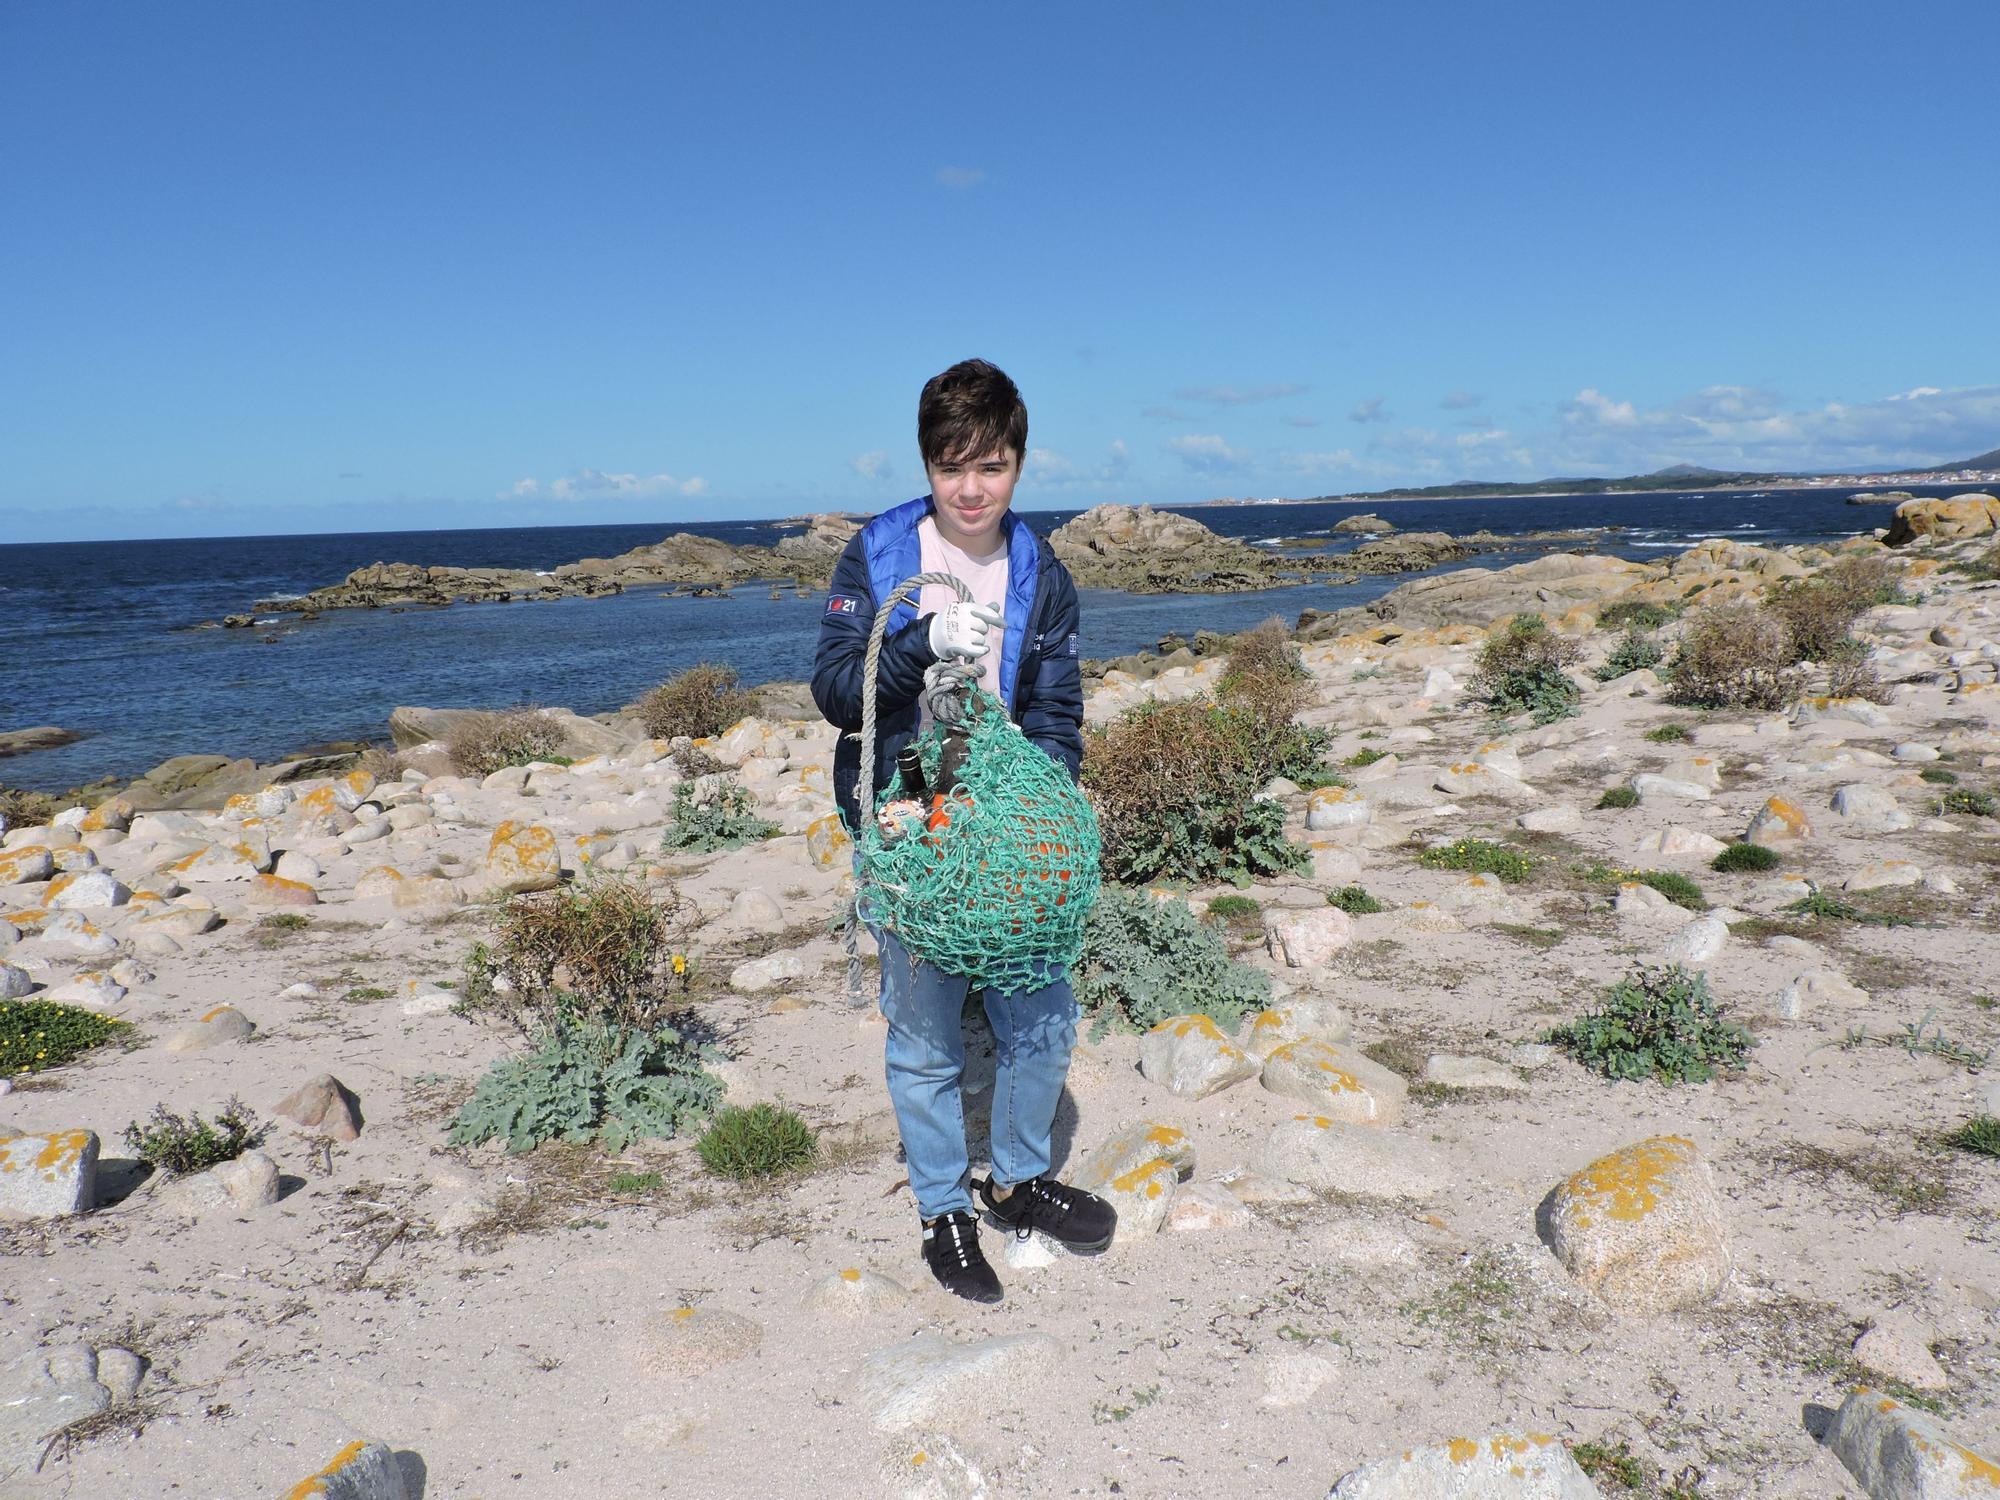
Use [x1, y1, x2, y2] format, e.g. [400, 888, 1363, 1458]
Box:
[638, 662, 761, 742]
[1074, 888, 1270, 1036]
[1471, 613, 1582, 724]
[446, 707, 570, 777]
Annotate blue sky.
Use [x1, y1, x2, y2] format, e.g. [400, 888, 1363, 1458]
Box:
[4, 2, 1998, 543]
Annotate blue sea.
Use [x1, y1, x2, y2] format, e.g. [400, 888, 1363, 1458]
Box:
[0, 486, 1958, 791]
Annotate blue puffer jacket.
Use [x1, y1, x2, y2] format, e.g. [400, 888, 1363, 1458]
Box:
[811, 496, 1085, 833]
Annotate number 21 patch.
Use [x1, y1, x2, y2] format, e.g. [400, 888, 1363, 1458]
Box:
[826, 595, 861, 615]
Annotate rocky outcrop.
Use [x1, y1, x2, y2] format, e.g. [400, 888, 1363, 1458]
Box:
[254, 515, 862, 616]
[0, 727, 80, 758]
[1050, 505, 1300, 592]
[1300, 552, 1655, 636]
[1332, 512, 1395, 533]
[1883, 491, 2000, 546]
[1341, 531, 1471, 573]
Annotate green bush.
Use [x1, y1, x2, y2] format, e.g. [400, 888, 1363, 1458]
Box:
[1216, 618, 1315, 727]
[1942, 788, 1995, 818]
[1711, 842, 1780, 873]
[1, 1000, 130, 1076]
[1327, 885, 1383, 914]
[1594, 626, 1665, 681]
[1596, 785, 1638, 810]
[1075, 888, 1271, 1037]
[695, 1102, 819, 1180]
[1472, 615, 1583, 724]
[1919, 767, 1958, 785]
[1341, 747, 1389, 768]
[122, 1099, 264, 1174]
[1785, 890, 1916, 927]
[1543, 965, 1754, 1084]
[1084, 699, 1314, 885]
[461, 876, 696, 1036]
[661, 778, 779, 852]
[1598, 600, 1680, 631]
[1417, 838, 1533, 883]
[1204, 894, 1262, 926]
[447, 1019, 723, 1154]
[1643, 722, 1693, 744]
[637, 662, 761, 742]
[1635, 870, 1706, 910]
[447, 707, 570, 778]
[1664, 601, 1805, 710]
[1945, 1115, 2000, 1159]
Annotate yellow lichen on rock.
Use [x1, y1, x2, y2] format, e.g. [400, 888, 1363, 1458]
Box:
[805, 813, 851, 870]
[1548, 1135, 1729, 1315]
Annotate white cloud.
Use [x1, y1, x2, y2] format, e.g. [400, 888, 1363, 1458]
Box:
[504, 467, 707, 502]
[1349, 396, 1388, 424]
[850, 451, 894, 481]
[936, 166, 985, 189]
[1549, 383, 2000, 472]
[1166, 433, 1248, 474]
[1030, 440, 1131, 486]
[1173, 383, 1306, 406]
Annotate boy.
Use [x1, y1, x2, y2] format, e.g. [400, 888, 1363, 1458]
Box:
[811, 358, 1115, 1303]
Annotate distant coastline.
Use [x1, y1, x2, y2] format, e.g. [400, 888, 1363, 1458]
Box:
[1193, 476, 1997, 507]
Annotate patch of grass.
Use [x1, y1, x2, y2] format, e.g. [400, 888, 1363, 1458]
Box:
[0, 785, 63, 827]
[0, 1001, 130, 1076]
[1362, 1036, 1429, 1079]
[1595, 626, 1665, 681]
[1644, 722, 1694, 744]
[606, 1170, 664, 1194]
[1945, 1115, 2000, 1158]
[256, 912, 311, 933]
[1635, 869, 1706, 910]
[1204, 894, 1262, 927]
[1568, 1440, 1646, 1490]
[1399, 1249, 1528, 1353]
[1596, 785, 1638, 810]
[1920, 767, 1959, 785]
[694, 1102, 819, 1181]
[1544, 964, 1754, 1084]
[1599, 600, 1681, 631]
[122, 1098, 263, 1175]
[1092, 1384, 1163, 1424]
[1837, 1009, 1993, 1071]
[1785, 890, 1917, 927]
[1341, 746, 1390, 768]
[1772, 1141, 1953, 1216]
[1941, 788, 1996, 818]
[1417, 838, 1534, 883]
[344, 985, 391, 1002]
[1327, 885, 1383, 914]
[1711, 842, 1780, 873]
[1492, 922, 1564, 949]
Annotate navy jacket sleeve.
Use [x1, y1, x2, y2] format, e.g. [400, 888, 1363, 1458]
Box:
[1017, 559, 1085, 782]
[811, 534, 940, 730]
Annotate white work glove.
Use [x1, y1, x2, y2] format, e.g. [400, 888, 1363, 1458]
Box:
[928, 601, 1004, 660]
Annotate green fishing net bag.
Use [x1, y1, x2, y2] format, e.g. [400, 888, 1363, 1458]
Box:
[857, 689, 1101, 992]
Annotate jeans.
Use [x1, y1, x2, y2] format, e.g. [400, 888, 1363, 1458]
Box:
[873, 925, 1079, 1222]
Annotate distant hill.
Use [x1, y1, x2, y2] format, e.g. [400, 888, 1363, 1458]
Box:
[1945, 446, 2000, 469]
[1328, 447, 1996, 502]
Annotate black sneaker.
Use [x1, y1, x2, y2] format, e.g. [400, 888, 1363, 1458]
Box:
[975, 1175, 1117, 1254]
[920, 1209, 1003, 1304]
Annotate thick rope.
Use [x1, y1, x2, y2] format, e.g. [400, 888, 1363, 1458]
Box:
[845, 572, 976, 1004]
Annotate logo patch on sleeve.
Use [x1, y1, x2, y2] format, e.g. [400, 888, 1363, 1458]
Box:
[1065, 632, 1079, 657]
[826, 595, 861, 616]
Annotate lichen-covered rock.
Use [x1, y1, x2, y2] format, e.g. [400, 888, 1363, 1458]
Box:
[802, 1266, 910, 1318]
[1259, 1039, 1406, 1125]
[1138, 1014, 1260, 1099]
[483, 819, 561, 894]
[1306, 786, 1373, 831]
[165, 1004, 257, 1051]
[1883, 492, 2000, 546]
[1546, 1135, 1729, 1315]
[1846, 859, 1923, 893]
[1242, 1001, 1354, 1060]
[1422, 1054, 1528, 1091]
[1261, 1114, 1446, 1200]
[1264, 907, 1354, 968]
[1330, 1432, 1602, 1497]
[169, 838, 273, 882]
[245, 872, 320, 908]
[0, 846, 55, 886]
[0, 1129, 99, 1218]
[276, 1438, 411, 1500]
[1824, 1387, 2000, 1498]
[1074, 1121, 1194, 1241]
[805, 813, 851, 870]
[46, 869, 134, 910]
[1746, 795, 1813, 845]
[1435, 763, 1536, 802]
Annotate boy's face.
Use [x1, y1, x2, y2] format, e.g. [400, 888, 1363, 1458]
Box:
[925, 446, 1020, 552]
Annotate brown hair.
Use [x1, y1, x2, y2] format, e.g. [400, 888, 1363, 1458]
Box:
[917, 358, 1028, 468]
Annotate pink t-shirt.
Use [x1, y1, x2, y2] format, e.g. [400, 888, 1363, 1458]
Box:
[917, 515, 1010, 728]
